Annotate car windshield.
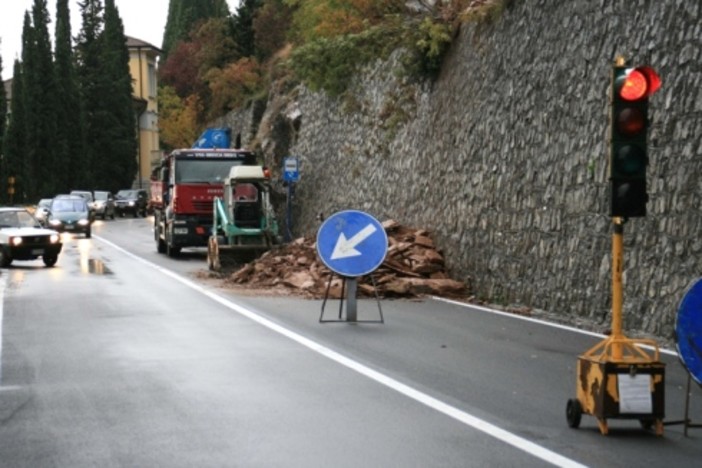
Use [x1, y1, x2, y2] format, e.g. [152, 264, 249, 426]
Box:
[0, 210, 40, 228]
[52, 199, 87, 212]
[38, 199, 52, 208]
[116, 190, 137, 199]
[175, 159, 244, 184]
[94, 192, 110, 200]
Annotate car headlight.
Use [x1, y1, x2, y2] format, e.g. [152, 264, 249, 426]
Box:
[11, 237, 22, 246]
[49, 219, 61, 226]
[78, 219, 89, 226]
[128, 201, 135, 206]
[50, 234, 60, 243]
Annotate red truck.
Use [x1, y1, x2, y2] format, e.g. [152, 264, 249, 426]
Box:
[151, 148, 257, 256]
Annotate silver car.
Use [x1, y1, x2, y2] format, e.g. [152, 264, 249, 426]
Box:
[92, 191, 116, 220]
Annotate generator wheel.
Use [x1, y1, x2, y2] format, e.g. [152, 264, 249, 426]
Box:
[207, 236, 221, 271]
[566, 399, 582, 429]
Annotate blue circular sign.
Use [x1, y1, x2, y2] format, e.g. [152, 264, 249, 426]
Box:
[316, 210, 388, 277]
[676, 277, 702, 385]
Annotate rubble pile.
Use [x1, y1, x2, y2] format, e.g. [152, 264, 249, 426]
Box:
[225, 220, 469, 299]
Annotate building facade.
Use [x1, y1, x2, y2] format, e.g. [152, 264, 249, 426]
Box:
[127, 36, 161, 189]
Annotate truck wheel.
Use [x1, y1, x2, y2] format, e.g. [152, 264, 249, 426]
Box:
[166, 242, 180, 258]
[155, 222, 167, 254]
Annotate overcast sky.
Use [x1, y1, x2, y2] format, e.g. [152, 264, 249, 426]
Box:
[1, 0, 240, 80]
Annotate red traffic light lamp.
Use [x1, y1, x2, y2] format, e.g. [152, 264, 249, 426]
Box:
[616, 66, 661, 101]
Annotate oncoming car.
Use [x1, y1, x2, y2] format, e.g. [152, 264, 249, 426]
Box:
[47, 195, 93, 238]
[0, 207, 63, 267]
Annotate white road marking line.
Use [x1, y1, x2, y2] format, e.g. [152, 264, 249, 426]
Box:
[433, 296, 678, 357]
[95, 236, 587, 468]
[0, 273, 4, 384]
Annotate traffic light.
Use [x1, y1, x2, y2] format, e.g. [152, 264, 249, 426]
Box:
[609, 63, 661, 218]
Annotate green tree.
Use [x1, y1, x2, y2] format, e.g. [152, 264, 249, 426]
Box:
[162, 0, 231, 59]
[23, 0, 59, 199]
[100, 0, 137, 191]
[232, 0, 262, 58]
[0, 52, 7, 151]
[54, 0, 83, 194]
[75, 0, 104, 188]
[3, 60, 28, 204]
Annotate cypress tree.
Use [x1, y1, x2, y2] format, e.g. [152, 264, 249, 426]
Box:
[100, 0, 137, 191]
[18, 0, 58, 200]
[232, 0, 262, 58]
[54, 0, 82, 194]
[0, 53, 6, 152]
[3, 60, 28, 204]
[20, 12, 38, 200]
[75, 0, 104, 188]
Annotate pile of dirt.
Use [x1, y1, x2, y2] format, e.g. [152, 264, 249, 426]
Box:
[224, 220, 469, 299]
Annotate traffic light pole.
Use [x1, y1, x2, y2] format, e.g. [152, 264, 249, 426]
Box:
[566, 57, 665, 436]
[611, 217, 625, 360]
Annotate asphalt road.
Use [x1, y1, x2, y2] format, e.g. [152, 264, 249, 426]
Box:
[0, 216, 701, 467]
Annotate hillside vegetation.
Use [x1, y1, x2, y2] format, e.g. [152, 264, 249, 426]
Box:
[158, 0, 511, 150]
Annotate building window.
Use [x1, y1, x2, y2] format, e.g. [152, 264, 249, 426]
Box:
[148, 63, 157, 98]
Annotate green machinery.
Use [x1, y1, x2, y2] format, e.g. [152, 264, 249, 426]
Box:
[207, 165, 279, 270]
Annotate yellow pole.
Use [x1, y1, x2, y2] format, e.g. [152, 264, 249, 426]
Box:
[611, 217, 624, 359]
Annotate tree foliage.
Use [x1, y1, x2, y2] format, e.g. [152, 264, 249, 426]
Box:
[158, 85, 199, 151]
[54, 0, 82, 195]
[2, 60, 27, 203]
[161, 0, 231, 58]
[253, 0, 294, 61]
[0, 53, 6, 158]
[1, 0, 141, 200]
[285, 0, 405, 43]
[204, 57, 263, 121]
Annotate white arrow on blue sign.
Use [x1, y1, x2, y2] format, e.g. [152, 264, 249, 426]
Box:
[316, 210, 388, 277]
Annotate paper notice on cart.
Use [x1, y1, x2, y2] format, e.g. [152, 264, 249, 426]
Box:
[618, 374, 652, 414]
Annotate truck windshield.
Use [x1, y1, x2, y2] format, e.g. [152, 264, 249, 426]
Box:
[175, 159, 244, 184]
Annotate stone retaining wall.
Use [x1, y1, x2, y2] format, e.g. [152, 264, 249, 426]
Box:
[213, 0, 702, 339]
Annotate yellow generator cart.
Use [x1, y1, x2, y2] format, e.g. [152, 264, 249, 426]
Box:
[207, 166, 279, 270]
[567, 336, 665, 435]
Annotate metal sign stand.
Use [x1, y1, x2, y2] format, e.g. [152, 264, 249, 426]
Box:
[285, 182, 294, 242]
[319, 274, 384, 324]
[664, 373, 702, 436]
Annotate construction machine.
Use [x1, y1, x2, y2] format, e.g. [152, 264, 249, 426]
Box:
[207, 165, 280, 270]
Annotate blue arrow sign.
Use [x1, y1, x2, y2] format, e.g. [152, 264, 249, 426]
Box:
[316, 210, 388, 277]
[676, 277, 702, 385]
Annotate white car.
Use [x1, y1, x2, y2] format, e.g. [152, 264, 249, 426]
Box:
[0, 207, 62, 267]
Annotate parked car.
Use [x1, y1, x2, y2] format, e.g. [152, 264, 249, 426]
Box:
[0, 207, 62, 267]
[70, 190, 95, 215]
[34, 198, 53, 226]
[92, 190, 116, 220]
[46, 195, 92, 238]
[115, 189, 148, 217]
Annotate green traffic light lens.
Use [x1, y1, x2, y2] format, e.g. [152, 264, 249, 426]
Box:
[616, 107, 646, 137]
[614, 145, 647, 175]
